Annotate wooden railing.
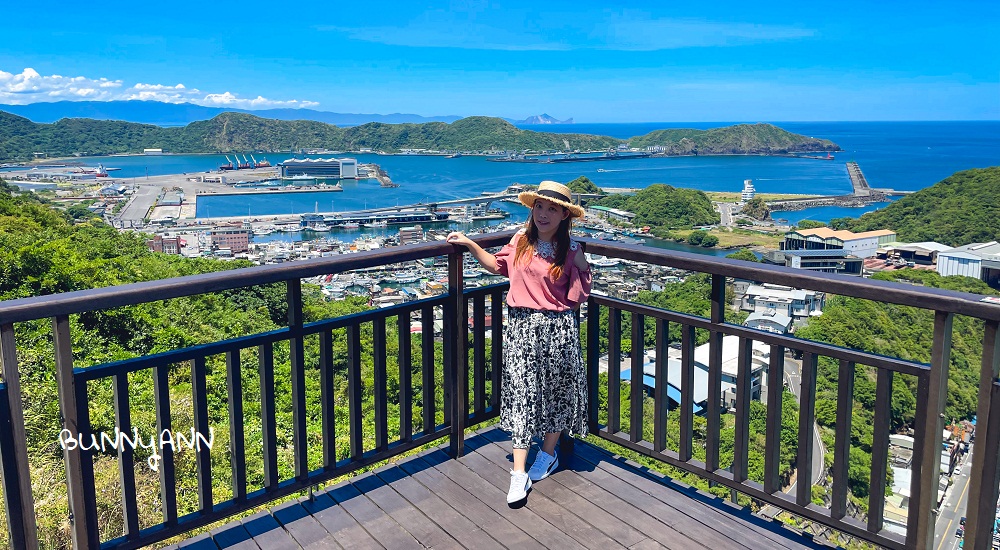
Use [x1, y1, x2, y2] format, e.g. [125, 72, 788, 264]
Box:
[0, 232, 997, 550]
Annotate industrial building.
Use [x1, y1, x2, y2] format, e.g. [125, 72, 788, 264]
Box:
[280, 158, 358, 179]
[782, 227, 896, 258]
[585, 205, 636, 223]
[762, 249, 864, 276]
[937, 241, 1000, 289]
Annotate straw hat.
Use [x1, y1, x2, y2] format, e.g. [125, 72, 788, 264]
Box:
[517, 180, 585, 218]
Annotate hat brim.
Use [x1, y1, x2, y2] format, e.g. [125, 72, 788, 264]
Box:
[518, 191, 585, 218]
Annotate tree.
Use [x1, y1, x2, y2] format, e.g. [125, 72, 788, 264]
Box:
[797, 220, 827, 230]
[566, 175, 601, 194]
[726, 249, 759, 262]
[687, 231, 706, 245]
[741, 197, 770, 220]
[700, 234, 719, 247]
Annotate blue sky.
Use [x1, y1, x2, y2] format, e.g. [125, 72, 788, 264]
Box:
[1, 0, 997, 121]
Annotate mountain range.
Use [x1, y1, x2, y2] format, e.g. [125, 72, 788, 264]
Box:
[0, 101, 466, 127]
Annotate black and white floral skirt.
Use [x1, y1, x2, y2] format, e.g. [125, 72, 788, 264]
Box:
[500, 306, 588, 449]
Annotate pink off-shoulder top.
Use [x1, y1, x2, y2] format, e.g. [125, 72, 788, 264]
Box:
[494, 230, 592, 311]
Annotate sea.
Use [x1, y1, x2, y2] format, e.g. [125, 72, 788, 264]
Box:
[6, 121, 997, 256]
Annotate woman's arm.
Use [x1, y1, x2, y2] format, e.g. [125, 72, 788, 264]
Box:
[572, 243, 590, 271]
[446, 232, 500, 274]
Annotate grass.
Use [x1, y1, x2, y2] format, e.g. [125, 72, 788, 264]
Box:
[668, 227, 784, 249]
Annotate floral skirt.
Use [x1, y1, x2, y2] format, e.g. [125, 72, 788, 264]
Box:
[500, 306, 588, 449]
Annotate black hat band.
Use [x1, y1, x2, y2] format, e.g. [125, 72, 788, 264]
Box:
[537, 189, 571, 204]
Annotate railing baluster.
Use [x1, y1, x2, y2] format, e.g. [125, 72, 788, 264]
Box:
[191, 356, 212, 512]
[473, 293, 487, 414]
[796, 351, 818, 506]
[398, 313, 413, 442]
[607, 307, 622, 435]
[259, 342, 278, 490]
[153, 363, 177, 524]
[421, 305, 435, 434]
[679, 324, 695, 462]
[705, 329, 724, 474]
[587, 297, 600, 434]
[446, 250, 468, 457]
[629, 312, 644, 443]
[965, 320, 1000, 550]
[653, 319, 668, 452]
[226, 350, 246, 501]
[867, 367, 893, 533]
[491, 290, 504, 412]
[908, 311, 953, 548]
[373, 315, 389, 452]
[347, 324, 364, 459]
[831, 359, 855, 520]
[54, 315, 99, 549]
[112, 372, 140, 539]
[287, 279, 308, 480]
[763, 344, 785, 494]
[0, 323, 38, 549]
[319, 330, 336, 468]
[732, 338, 753, 483]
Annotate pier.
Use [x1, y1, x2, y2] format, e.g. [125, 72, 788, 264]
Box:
[765, 162, 911, 211]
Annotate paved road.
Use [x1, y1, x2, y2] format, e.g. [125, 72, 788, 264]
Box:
[718, 202, 735, 227]
[934, 447, 974, 550]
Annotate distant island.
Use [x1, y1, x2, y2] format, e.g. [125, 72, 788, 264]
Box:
[516, 114, 573, 125]
[0, 111, 840, 161]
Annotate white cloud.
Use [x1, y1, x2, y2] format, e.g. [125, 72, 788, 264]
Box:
[0, 67, 318, 109]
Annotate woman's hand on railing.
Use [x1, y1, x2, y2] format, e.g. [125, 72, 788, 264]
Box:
[447, 232, 501, 274]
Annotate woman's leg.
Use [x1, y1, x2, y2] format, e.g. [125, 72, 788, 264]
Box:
[540, 431, 561, 455]
[513, 447, 528, 472]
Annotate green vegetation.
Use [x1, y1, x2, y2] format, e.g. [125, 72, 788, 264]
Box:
[829, 166, 1000, 246]
[726, 249, 760, 262]
[0, 111, 840, 161]
[741, 197, 770, 220]
[796, 220, 827, 230]
[626, 123, 839, 155]
[0, 178, 455, 546]
[592, 184, 719, 233]
[566, 175, 602, 194]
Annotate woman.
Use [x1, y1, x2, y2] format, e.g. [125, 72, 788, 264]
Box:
[447, 180, 591, 504]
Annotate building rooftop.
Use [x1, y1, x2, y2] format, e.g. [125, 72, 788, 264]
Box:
[782, 249, 859, 258]
[790, 227, 897, 241]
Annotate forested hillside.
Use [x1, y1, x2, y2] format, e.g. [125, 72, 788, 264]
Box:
[0, 111, 839, 161]
[830, 166, 1000, 246]
[592, 184, 720, 229]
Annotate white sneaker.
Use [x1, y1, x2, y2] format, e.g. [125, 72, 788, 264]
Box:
[527, 449, 559, 481]
[507, 469, 531, 503]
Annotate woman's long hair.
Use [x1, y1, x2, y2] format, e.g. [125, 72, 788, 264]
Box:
[513, 209, 573, 280]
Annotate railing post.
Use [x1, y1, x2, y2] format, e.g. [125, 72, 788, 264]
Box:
[287, 279, 308, 479]
[446, 250, 468, 457]
[53, 315, 99, 549]
[965, 320, 999, 550]
[910, 311, 953, 550]
[0, 323, 38, 550]
[706, 274, 727, 474]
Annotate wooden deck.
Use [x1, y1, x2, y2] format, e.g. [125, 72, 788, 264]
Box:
[169, 428, 834, 550]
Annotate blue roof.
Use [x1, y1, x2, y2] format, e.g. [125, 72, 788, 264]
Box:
[621, 368, 703, 414]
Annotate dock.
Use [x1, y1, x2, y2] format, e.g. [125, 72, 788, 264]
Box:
[764, 162, 912, 211]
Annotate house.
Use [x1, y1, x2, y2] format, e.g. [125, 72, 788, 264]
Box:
[744, 310, 793, 334]
[740, 283, 824, 321]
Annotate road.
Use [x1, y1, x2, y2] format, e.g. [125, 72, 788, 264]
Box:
[934, 446, 974, 550]
[783, 356, 827, 496]
[718, 202, 736, 227]
[759, 355, 826, 518]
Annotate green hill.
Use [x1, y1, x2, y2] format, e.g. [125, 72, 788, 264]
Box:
[592, 184, 720, 229]
[0, 111, 840, 161]
[830, 166, 1000, 246]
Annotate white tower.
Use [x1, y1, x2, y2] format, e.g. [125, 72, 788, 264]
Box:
[741, 179, 755, 203]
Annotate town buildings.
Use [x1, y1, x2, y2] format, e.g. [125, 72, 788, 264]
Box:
[782, 227, 897, 258]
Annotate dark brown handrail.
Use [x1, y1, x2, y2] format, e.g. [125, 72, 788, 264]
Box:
[0, 232, 998, 550]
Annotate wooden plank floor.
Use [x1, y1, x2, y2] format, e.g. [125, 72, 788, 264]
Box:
[173, 427, 835, 550]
